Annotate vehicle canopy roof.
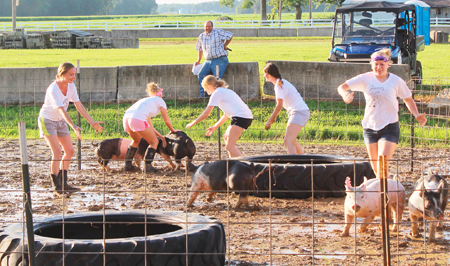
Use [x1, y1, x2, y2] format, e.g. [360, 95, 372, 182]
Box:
[336, 1, 416, 14]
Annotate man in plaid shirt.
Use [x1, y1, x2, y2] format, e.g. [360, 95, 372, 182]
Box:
[194, 20, 233, 98]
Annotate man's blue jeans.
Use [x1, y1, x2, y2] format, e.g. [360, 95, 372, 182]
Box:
[197, 56, 229, 97]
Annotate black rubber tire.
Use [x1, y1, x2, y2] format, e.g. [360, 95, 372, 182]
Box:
[415, 60, 423, 85]
[242, 154, 375, 199]
[0, 210, 226, 266]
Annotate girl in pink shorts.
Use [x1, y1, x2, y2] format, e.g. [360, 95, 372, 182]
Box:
[122, 83, 178, 172]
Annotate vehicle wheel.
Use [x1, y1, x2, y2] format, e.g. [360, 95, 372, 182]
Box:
[414, 60, 423, 85]
[0, 210, 226, 266]
[242, 155, 375, 199]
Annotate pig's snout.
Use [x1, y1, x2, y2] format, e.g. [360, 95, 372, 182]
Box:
[352, 204, 361, 212]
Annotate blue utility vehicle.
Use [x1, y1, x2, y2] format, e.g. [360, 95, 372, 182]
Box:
[328, 1, 430, 82]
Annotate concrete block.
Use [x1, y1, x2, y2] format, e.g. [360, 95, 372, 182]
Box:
[263, 61, 411, 100]
[108, 38, 139, 48]
[258, 28, 297, 37]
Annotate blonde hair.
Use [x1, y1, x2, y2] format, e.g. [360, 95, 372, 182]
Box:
[201, 75, 228, 90]
[371, 48, 393, 64]
[146, 82, 162, 96]
[55, 62, 75, 80]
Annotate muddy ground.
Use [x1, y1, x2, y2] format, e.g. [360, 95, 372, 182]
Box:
[1, 139, 450, 265]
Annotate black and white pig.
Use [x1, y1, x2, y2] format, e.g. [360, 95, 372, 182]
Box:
[341, 176, 406, 237]
[154, 131, 196, 172]
[93, 131, 196, 172]
[93, 138, 147, 171]
[408, 174, 448, 242]
[187, 160, 257, 209]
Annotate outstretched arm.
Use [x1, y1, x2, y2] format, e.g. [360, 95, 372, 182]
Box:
[206, 113, 229, 136]
[265, 98, 283, 130]
[73, 101, 103, 133]
[403, 97, 427, 127]
[160, 107, 178, 133]
[337, 83, 354, 104]
[186, 105, 215, 129]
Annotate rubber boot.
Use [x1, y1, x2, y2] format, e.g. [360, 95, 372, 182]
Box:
[124, 146, 140, 172]
[50, 174, 63, 195]
[59, 170, 80, 192]
[144, 147, 158, 173]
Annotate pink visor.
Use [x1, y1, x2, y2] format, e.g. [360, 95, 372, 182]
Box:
[155, 88, 163, 96]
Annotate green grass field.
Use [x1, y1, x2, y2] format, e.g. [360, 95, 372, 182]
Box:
[0, 13, 335, 23]
[1, 37, 449, 79]
[1, 97, 445, 149]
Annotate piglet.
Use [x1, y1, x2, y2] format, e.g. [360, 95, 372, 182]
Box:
[93, 138, 148, 171]
[408, 174, 448, 242]
[187, 160, 257, 209]
[154, 131, 196, 172]
[341, 176, 406, 237]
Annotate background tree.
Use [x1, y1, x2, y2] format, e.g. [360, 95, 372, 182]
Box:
[221, 0, 267, 20]
[0, 0, 115, 16]
[314, 0, 345, 10]
[283, 0, 309, 20]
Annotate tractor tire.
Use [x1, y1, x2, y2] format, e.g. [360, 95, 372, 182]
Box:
[415, 60, 423, 85]
[0, 210, 226, 266]
[242, 154, 375, 199]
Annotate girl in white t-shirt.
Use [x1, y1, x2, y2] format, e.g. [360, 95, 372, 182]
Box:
[337, 48, 426, 175]
[38, 62, 103, 196]
[186, 75, 253, 157]
[122, 82, 178, 173]
[263, 63, 310, 154]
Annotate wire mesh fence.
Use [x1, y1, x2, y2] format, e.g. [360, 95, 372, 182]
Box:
[0, 74, 449, 265]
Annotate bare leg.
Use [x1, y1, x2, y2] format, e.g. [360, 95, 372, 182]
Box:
[43, 134, 63, 175]
[223, 125, 245, 157]
[58, 135, 75, 171]
[284, 123, 304, 154]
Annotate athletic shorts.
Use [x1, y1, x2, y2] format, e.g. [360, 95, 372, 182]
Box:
[38, 117, 70, 138]
[288, 109, 310, 127]
[123, 118, 149, 132]
[230, 116, 253, 130]
[363, 122, 400, 144]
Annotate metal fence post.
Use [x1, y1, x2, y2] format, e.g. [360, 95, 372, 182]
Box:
[18, 122, 37, 266]
[216, 65, 221, 160]
[77, 60, 81, 170]
[379, 155, 391, 266]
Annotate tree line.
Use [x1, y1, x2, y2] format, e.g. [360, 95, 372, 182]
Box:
[0, 0, 340, 17]
[0, 0, 157, 17]
[220, 0, 344, 20]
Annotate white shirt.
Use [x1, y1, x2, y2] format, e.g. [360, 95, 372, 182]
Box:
[123, 97, 167, 121]
[39, 81, 80, 121]
[208, 87, 253, 119]
[346, 72, 412, 130]
[274, 79, 309, 114]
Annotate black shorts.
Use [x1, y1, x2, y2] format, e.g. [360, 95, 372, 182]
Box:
[363, 122, 400, 144]
[231, 116, 253, 130]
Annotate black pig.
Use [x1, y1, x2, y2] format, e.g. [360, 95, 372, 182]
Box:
[187, 160, 257, 209]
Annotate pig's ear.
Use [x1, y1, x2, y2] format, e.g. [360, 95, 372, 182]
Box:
[419, 181, 425, 198]
[438, 179, 446, 192]
[363, 176, 368, 183]
[345, 177, 352, 190]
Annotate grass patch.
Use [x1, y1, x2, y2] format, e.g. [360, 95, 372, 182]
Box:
[2, 100, 448, 149]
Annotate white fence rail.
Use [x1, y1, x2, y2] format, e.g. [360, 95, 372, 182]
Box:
[1, 18, 449, 32]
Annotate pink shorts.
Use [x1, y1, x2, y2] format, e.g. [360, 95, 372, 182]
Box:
[123, 118, 149, 132]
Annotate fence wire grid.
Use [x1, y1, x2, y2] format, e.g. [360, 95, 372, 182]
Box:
[0, 74, 450, 265]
